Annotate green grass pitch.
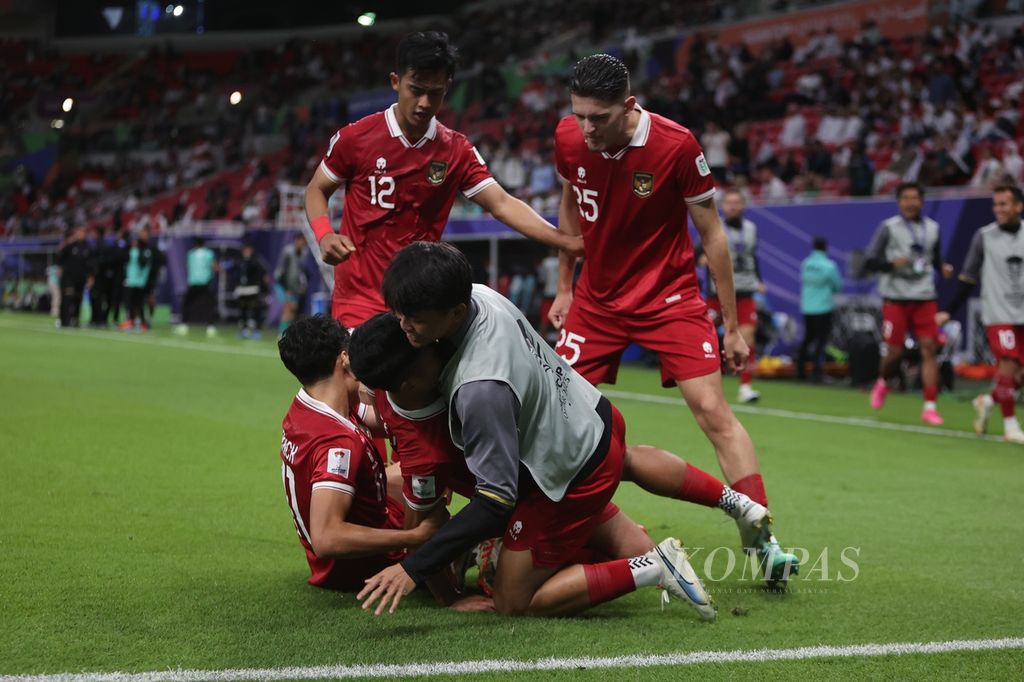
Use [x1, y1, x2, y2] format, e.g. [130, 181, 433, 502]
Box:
[1, 311, 1022, 680]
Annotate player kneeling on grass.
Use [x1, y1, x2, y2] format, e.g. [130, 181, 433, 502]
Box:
[277, 315, 456, 593]
[354, 309, 788, 598]
[350, 242, 719, 620]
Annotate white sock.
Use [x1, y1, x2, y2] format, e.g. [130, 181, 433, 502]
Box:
[628, 553, 661, 588]
[1004, 417, 1021, 433]
[717, 486, 747, 518]
[923, 401, 937, 412]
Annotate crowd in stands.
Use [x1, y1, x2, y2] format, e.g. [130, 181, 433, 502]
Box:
[2, 1, 1023, 240]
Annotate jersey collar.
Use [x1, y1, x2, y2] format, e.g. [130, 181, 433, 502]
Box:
[601, 105, 651, 160]
[385, 103, 438, 149]
[296, 389, 357, 431]
[386, 391, 447, 421]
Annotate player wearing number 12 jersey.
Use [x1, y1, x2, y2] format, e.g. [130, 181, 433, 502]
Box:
[304, 32, 581, 329]
[549, 54, 798, 583]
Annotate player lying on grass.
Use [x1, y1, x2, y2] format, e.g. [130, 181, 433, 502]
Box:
[350, 243, 779, 618]
[277, 314, 489, 609]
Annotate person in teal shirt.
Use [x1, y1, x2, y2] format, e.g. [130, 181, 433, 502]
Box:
[797, 237, 842, 381]
[175, 237, 219, 337]
[121, 229, 154, 331]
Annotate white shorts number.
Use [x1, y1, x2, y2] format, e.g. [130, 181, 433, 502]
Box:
[999, 329, 1016, 350]
[556, 329, 587, 366]
[369, 175, 396, 209]
[572, 186, 599, 222]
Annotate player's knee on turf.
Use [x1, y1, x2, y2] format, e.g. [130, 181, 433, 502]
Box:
[492, 587, 534, 616]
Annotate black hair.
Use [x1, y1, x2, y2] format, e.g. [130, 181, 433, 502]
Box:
[348, 312, 420, 391]
[277, 314, 350, 387]
[994, 184, 1024, 203]
[382, 241, 472, 315]
[813, 237, 828, 251]
[396, 31, 458, 79]
[895, 182, 924, 200]
[569, 53, 630, 102]
[193, 237, 206, 247]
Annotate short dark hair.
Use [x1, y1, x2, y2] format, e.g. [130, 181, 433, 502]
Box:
[396, 31, 457, 79]
[569, 54, 630, 102]
[277, 314, 350, 387]
[383, 241, 473, 315]
[994, 184, 1024, 203]
[896, 182, 924, 200]
[348, 312, 420, 391]
[813, 237, 828, 251]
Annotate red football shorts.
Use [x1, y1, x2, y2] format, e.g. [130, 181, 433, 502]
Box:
[881, 300, 938, 345]
[706, 295, 758, 327]
[986, 324, 1024, 363]
[557, 297, 720, 388]
[503, 404, 626, 569]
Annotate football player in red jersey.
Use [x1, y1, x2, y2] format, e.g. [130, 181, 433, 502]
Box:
[276, 314, 448, 592]
[303, 31, 582, 329]
[548, 54, 798, 582]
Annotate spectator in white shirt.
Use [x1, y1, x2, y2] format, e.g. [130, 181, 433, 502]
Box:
[701, 121, 731, 182]
[779, 103, 807, 149]
[1002, 142, 1023, 184]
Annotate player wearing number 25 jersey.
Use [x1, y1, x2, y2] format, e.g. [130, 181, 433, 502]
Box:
[317, 105, 495, 328]
[553, 103, 718, 387]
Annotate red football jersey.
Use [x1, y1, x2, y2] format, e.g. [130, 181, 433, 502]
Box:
[320, 104, 496, 327]
[280, 389, 402, 590]
[554, 106, 716, 316]
[371, 389, 476, 511]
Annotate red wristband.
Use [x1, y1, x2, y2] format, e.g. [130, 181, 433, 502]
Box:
[311, 215, 333, 242]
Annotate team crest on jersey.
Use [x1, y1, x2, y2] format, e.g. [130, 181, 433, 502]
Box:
[632, 171, 654, 198]
[427, 160, 448, 185]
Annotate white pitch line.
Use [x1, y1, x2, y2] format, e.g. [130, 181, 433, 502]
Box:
[0, 317, 1002, 443]
[603, 389, 1006, 443]
[2, 637, 1022, 682]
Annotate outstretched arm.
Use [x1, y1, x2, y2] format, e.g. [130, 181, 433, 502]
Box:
[472, 183, 583, 258]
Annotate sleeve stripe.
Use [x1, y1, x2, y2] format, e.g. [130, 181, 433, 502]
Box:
[476, 488, 515, 508]
[312, 481, 355, 495]
[319, 159, 342, 184]
[463, 177, 498, 198]
[403, 495, 445, 512]
[685, 187, 717, 204]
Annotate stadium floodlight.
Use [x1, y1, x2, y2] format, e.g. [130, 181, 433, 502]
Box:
[51, 119, 64, 129]
[62, 97, 73, 112]
[357, 12, 376, 26]
[173, 5, 183, 16]
[230, 91, 242, 105]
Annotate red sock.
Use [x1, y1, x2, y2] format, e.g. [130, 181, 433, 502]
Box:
[741, 349, 755, 385]
[677, 463, 725, 508]
[992, 375, 1017, 418]
[583, 560, 636, 605]
[732, 473, 768, 507]
[923, 384, 938, 402]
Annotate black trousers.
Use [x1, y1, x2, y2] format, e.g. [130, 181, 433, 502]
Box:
[237, 294, 261, 328]
[60, 281, 84, 327]
[798, 312, 833, 379]
[126, 286, 148, 324]
[183, 285, 216, 325]
[89, 278, 111, 326]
